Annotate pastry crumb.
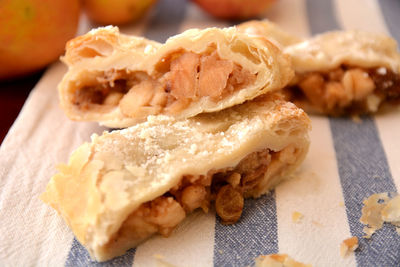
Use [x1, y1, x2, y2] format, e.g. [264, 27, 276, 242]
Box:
[340, 236, 358, 257]
[311, 220, 323, 227]
[339, 201, 344, 207]
[255, 254, 312, 267]
[153, 254, 165, 259]
[218, 249, 224, 254]
[153, 254, 177, 267]
[360, 193, 400, 238]
[381, 194, 400, 223]
[351, 115, 362, 123]
[292, 211, 304, 223]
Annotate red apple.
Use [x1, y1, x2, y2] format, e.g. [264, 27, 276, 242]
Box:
[83, 0, 158, 26]
[192, 0, 277, 20]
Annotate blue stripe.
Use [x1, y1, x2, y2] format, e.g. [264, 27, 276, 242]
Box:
[329, 117, 400, 266]
[213, 192, 278, 266]
[378, 0, 400, 43]
[306, 0, 340, 34]
[65, 238, 135, 267]
[212, 2, 340, 264]
[144, 0, 187, 42]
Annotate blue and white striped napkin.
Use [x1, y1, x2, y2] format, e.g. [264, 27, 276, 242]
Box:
[1, 0, 399, 266]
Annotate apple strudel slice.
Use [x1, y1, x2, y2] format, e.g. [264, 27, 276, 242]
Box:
[41, 92, 310, 261]
[59, 26, 293, 128]
[282, 31, 400, 115]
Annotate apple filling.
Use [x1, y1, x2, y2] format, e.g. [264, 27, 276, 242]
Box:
[103, 145, 298, 256]
[72, 49, 257, 116]
[284, 66, 400, 115]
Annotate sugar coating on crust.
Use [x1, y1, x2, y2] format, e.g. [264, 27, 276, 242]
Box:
[41, 93, 310, 261]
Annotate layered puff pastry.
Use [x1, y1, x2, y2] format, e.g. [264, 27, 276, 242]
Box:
[283, 31, 400, 115]
[237, 20, 303, 49]
[59, 26, 293, 128]
[41, 92, 310, 261]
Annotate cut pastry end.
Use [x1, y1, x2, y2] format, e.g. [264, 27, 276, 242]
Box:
[41, 92, 310, 261]
[282, 31, 400, 116]
[58, 26, 293, 127]
[283, 65, 400, 116]
[69, 50, 257, 119]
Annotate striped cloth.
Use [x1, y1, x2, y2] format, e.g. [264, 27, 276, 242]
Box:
[1, 0, 400, 266]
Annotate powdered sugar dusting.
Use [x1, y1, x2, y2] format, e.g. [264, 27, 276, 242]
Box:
[87, 93, 309, 212]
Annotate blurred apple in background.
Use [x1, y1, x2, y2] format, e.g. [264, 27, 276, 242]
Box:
[0, 0, 80, 80]
[83, 0, 158, 25]
[192, 0, 277, 19]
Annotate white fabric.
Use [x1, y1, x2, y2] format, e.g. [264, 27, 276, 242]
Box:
[334, 0, 390, 35]
[0, 63, 105, 266]
[276, 117, 356, 267]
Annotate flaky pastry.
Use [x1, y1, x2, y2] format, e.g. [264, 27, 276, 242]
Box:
[237, 20, 303, 49]
[282, 31, 400, 115]
[59, 26, 293, 127]
[41, 93, 310, 261]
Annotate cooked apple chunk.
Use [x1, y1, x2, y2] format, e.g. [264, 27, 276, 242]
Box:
[283, 65, 400, 115]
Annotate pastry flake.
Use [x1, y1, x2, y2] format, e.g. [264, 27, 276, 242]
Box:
[291, 211, 303, 223]
[59, 26, 293, 127]
[282, 31, 400, 115]
[41, 93, 310, 261]
[340, 236, 359, 258]
[360, 193, 400, 238]
[255, 254, 312, 267]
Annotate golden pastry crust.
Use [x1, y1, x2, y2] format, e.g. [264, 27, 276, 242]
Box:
[59, 26, 293, 127]
[41, 93, 310, 261]
[237, 20, 303, 49]
[283, 31, 400, 115]
[63, 26, 162, 66]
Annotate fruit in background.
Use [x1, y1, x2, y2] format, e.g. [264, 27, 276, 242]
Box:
[0, 0, 80, 80]
[83, 0, 158, 26]
[192, 0, 277, 19]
